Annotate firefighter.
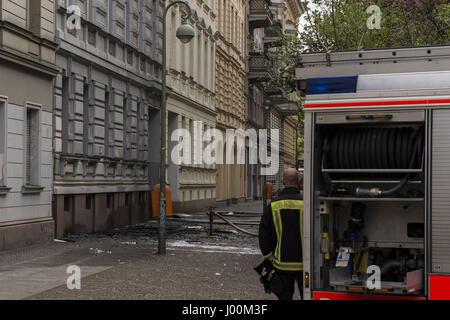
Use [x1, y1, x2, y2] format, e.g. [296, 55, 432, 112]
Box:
[258, 168, 304, 300]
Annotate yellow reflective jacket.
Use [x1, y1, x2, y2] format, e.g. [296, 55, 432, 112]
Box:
[259, 187, 303, 272]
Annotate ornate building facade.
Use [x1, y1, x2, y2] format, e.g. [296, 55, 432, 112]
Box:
[166, 0, 217, 212]
[0, 0, 58, 250]
[282, 0, 303, 172]
[265, 0, 303, 192]
[52, 0, 163, 237]
[245, 0, 270, 199]
[215, 0, 246, 204]
[245, 0, 302, 197]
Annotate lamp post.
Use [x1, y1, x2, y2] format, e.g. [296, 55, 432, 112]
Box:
[262, 98, 271, 210]
[159, 1, 195, 255]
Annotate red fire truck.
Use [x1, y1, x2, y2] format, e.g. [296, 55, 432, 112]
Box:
[296, 45, 450, 300]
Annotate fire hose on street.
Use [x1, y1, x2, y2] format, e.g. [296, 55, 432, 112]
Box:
[211, 211, 259, 237]
[168, 209, 261, 237]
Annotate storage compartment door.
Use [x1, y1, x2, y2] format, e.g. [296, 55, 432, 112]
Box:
[431, 109, 450, 273]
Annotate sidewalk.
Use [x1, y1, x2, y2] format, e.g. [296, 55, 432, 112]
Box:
[0, 200, 294, 300]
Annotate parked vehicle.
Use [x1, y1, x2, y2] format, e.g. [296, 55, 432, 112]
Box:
[296, 45, 450, 300]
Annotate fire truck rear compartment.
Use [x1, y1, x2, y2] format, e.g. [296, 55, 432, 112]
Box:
[312, 111, 426, 296]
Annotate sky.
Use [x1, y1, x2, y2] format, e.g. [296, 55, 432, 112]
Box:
[298, 1, 320, 34]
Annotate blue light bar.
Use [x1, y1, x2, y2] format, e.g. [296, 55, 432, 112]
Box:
[306, 76, 358, 95]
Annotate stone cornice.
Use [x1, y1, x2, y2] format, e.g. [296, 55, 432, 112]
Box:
[0, 20, 58, 76]
[0, 20, 57, 50]
[58, 40, 160, 91]
[216, 46, 246, 71]
[169, 89, 217, 117]
[214, 32, 245, 62]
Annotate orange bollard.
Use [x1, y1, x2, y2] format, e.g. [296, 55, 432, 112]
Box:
[151, 184, 173, 218]
[263, 182, 273, 200]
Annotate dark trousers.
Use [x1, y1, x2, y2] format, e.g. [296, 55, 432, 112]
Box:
[272, 271, 304, 300]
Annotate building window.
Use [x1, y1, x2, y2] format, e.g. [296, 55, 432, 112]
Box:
[140, 56, 146, 72]
[123, 94, 129, 159]
[139, 192, 146, 204]
[28, 0, 41, 35]
[204, 39, 208, 87]
[106, 193, 113, 209]
[189, 30, 194, 77]
[64, 196, 72, 212]
[83, 82, 93, 156]
[137, 100, 145, 161]
[109, 40, 116, 57]
[241, 21, 244, 53]
[127, 50, 134, 65]
[223, 0, 226, 35]
[118, 44, 125, 61]
[0, 99, 6, 187]
[86, 195, 93, 210]
[104, 88, 112, 158]
[61, 75, 71, 154]
[125, 192, 132, 206]
[197, 32, 202, 82]
[25, 105, 41, 187]
[88, 28, 96, 46]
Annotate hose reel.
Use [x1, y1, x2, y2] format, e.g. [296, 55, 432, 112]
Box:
[323, 126, 425, 197]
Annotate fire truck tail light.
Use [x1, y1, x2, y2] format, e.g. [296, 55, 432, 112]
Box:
[305, 272, 310, 288]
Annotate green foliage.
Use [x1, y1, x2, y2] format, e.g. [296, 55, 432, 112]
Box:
[263, 32, 301, 94]
[267, 0, 448, 159]
[299, 0, 449, 52]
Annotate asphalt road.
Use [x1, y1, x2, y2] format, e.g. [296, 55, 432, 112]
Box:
[0, 201, 303, 300]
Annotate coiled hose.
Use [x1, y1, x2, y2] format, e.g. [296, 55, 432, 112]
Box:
[324, 127, 424, 197]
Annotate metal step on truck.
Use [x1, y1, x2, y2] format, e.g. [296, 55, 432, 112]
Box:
[296, 45, 450, 300]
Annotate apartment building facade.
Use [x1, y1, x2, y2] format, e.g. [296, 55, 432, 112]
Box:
[265, 0, 302, 193]
[214, 0, 246, 205]
[282, 0, 303, 172]
[166, 0, 217, 212]
[245, 0, 270, 199]
[0, 0, 57, 250]
[52, 0, 163, 237]
[245, 0, 302, 197]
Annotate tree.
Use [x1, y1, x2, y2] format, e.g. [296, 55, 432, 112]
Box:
[262, 27, 306, 160]
[299, 0, 449, 52]
[266, 0, 448, 159]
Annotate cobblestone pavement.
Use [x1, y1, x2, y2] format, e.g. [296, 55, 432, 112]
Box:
[0, 200, 302, 300]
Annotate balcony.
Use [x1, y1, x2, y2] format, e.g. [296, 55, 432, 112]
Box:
[265, 86, 283, 97]
[284, 20, 298, 37]
[248, 52, 273, 83]
[270, 92, 299, 116]
[263, 22, 283, 48]
[249, 0, 273, 30]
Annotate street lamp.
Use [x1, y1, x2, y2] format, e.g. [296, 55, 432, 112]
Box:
[159, 1, 195, 255]
[262, 99, 271, 210]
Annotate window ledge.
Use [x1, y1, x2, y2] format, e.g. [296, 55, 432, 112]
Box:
[0, 186, 11, 195]
[21, 185, 44, 194]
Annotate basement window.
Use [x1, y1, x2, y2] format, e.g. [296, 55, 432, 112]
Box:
[106, 193, 113, 209]
[125, 192, 132, 206]
[86, 195, 93, 210]
[139, 192, 146, 204]
[64, 196, 71, 212]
